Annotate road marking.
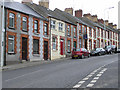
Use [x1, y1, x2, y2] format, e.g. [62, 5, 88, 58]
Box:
[73, 84, 81, 88]
[78, 81, 85, 84]
[96, 74, 102, 77]
[87, 74, 93, 78]
[91, 80, 97, 83]
[93, 77, 99, 80]
[99, 71, 104, 74]
[86, 84, 94, 87]
[4, 69, 43, 82]
[83, 77, 89, 80]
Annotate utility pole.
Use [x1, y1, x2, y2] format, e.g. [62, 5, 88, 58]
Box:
[1, 0, 5, 67]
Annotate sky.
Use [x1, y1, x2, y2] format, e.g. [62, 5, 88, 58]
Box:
[12, 0, 119, 28]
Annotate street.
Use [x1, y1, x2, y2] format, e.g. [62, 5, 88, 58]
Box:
[2, 54, 119, 88]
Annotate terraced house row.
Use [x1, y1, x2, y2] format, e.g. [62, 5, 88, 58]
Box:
[0, 0, 119, 65]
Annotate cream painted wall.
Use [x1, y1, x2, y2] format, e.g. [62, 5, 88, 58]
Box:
[50, 18, 66, 60]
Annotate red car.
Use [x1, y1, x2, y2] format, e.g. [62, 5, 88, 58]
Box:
[72, 48, 90, 59]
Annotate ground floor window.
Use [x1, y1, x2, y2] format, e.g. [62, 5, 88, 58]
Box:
[33, 39, 39, 54]
[79, 38, 82, 48]
[67, 40, 71, 53]
[52, 37, 57, 50]
[73, 41, 77, 49]
[89, 40, 92, 50]
[8, 35, 15, 53]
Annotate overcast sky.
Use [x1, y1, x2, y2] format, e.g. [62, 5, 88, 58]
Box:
[12, 0, 119, 28]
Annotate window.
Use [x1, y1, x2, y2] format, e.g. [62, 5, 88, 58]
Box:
[73, 41, 76, 49]
[67, 40, 70, 52]
[33, 39, 39, 54]
[79, 38, 82, 48]
[101, 30, 103, 38]
[97, 40, 100, 48]
[79, 25, 82, 34]
[84, 27, 87, 34]
[9, 13, 15, 28]
[51, 20, 56, 29]
[34, 20, 38, 33]
[94, 30, 96, 38]
[89, 40, 92, 50]
[8, 35, 14, 53]
[83, 39, 84, 48]
[22, 17, 27, 31]
[97, 29, 100, 37]
[59, 22, 63, 31]
[52, 37, 56, 50]
[67, 25, 70, 36]
[89, 28, 92, 37]
[82, 25, 84, 34]
[74, 27, 76, 38]
[44, 23, 48, 35]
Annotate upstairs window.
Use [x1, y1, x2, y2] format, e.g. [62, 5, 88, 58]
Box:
[67, 25, 70, 36]
[51, 20, 56, 29]
[89, 28, 92, 37]
[59, 22, 63, 31]
[79, 25, 82, 34]
[74, 27, 76, 38]
[34, 20, 38, 33]
[84, 27, 87, 34]
[22, 17, 27, 31]
[44, 23, 48, 35]
[9, 13, 15, 28]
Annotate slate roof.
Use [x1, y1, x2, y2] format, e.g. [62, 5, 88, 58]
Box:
[1, 2, 46, 20]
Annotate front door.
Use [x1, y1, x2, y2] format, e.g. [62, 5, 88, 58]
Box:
[85, 40, 87, 49]
[22, 37, 27, 60]
[60, 40, 64, 55]
[44, 41, 48, 60]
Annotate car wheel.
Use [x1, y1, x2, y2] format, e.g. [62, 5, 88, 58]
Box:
[99, 53, 101, 56]
[81, 54, 84, 59]
[88, 54, 90, 58]
[72, 57, 74, 59]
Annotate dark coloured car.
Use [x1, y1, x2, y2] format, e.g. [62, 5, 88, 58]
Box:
[111, 45, 117, 53]
[104, 45, 112, 54]
[117, 48, 120, 53]
[90, 48, 106, 56]
[72, 48, 90, 59]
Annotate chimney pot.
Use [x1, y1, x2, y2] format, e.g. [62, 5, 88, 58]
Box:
[75, 9, 83, 18]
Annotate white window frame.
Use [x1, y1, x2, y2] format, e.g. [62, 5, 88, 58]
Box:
[34, 20, 38, 33]
[59, 22, 63, 31]
[22, 16, 27, 31]
[67, 25, 70, 36]
[51, 20, 56, 29]
[74, 27, 76, 38]
[52, 37, 56, 50]
[67, 40, 70, 52]
[9, 13, 15, 28]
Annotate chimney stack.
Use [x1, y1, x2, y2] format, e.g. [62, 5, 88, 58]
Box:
[105, 20, 109, 26]
[98, 19, 104, 24]
[65, 8, 73, 15]
[113, 24, 117, 29]
[75, 9, 83, 18]
[22, 0, 33, 3]
[92, 15, 98, 22]
[39, 0, 49, 8]
[108, 23, 113, 27]
[83, 13, 92, 21]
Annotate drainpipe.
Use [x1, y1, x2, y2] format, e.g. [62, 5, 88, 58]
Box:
[1, 0, 5, 67]
[49, 17, 51, 60]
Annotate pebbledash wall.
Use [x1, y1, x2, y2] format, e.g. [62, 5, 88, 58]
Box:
[6, 9, 45, 63]
[50, 18, 66, 60]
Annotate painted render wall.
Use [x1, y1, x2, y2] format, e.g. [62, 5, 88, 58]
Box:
[50, 18, 65, 60]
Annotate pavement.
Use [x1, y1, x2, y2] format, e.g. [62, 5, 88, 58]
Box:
[1, 57, 71, 71]
[2, 54, 118, 88]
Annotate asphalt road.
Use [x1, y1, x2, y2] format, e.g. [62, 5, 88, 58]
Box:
[2, 54, 119, 88]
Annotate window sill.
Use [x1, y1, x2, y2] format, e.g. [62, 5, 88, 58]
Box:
[22, 29, 28, 32]
[33, 54, 40, 57]
[8, 27, 15, 30]
[8, 52, 16, 55]
[52, 49, 57, 52]
[34, 32, 40, 35]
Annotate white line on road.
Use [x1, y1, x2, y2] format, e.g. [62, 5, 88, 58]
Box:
[86, 83, 94, 87]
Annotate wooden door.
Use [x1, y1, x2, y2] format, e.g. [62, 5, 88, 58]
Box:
[44, 41, 48, 60]
[60, 40, 64, 55]
[22, 37, 27, 60]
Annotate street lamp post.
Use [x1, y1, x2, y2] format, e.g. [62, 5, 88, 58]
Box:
[1, 0, 5, 67]
[104, 7, 114, 47]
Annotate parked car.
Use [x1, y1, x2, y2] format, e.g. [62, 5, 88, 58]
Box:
[104, 45, 112, 54]
[111, 45, 117, 53]
[90, 48, 106, 56]
[72, 48, 90, 59]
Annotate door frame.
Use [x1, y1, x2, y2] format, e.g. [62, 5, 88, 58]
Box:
[20, 34, 29, 60]
[43, 38, 49, 60]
